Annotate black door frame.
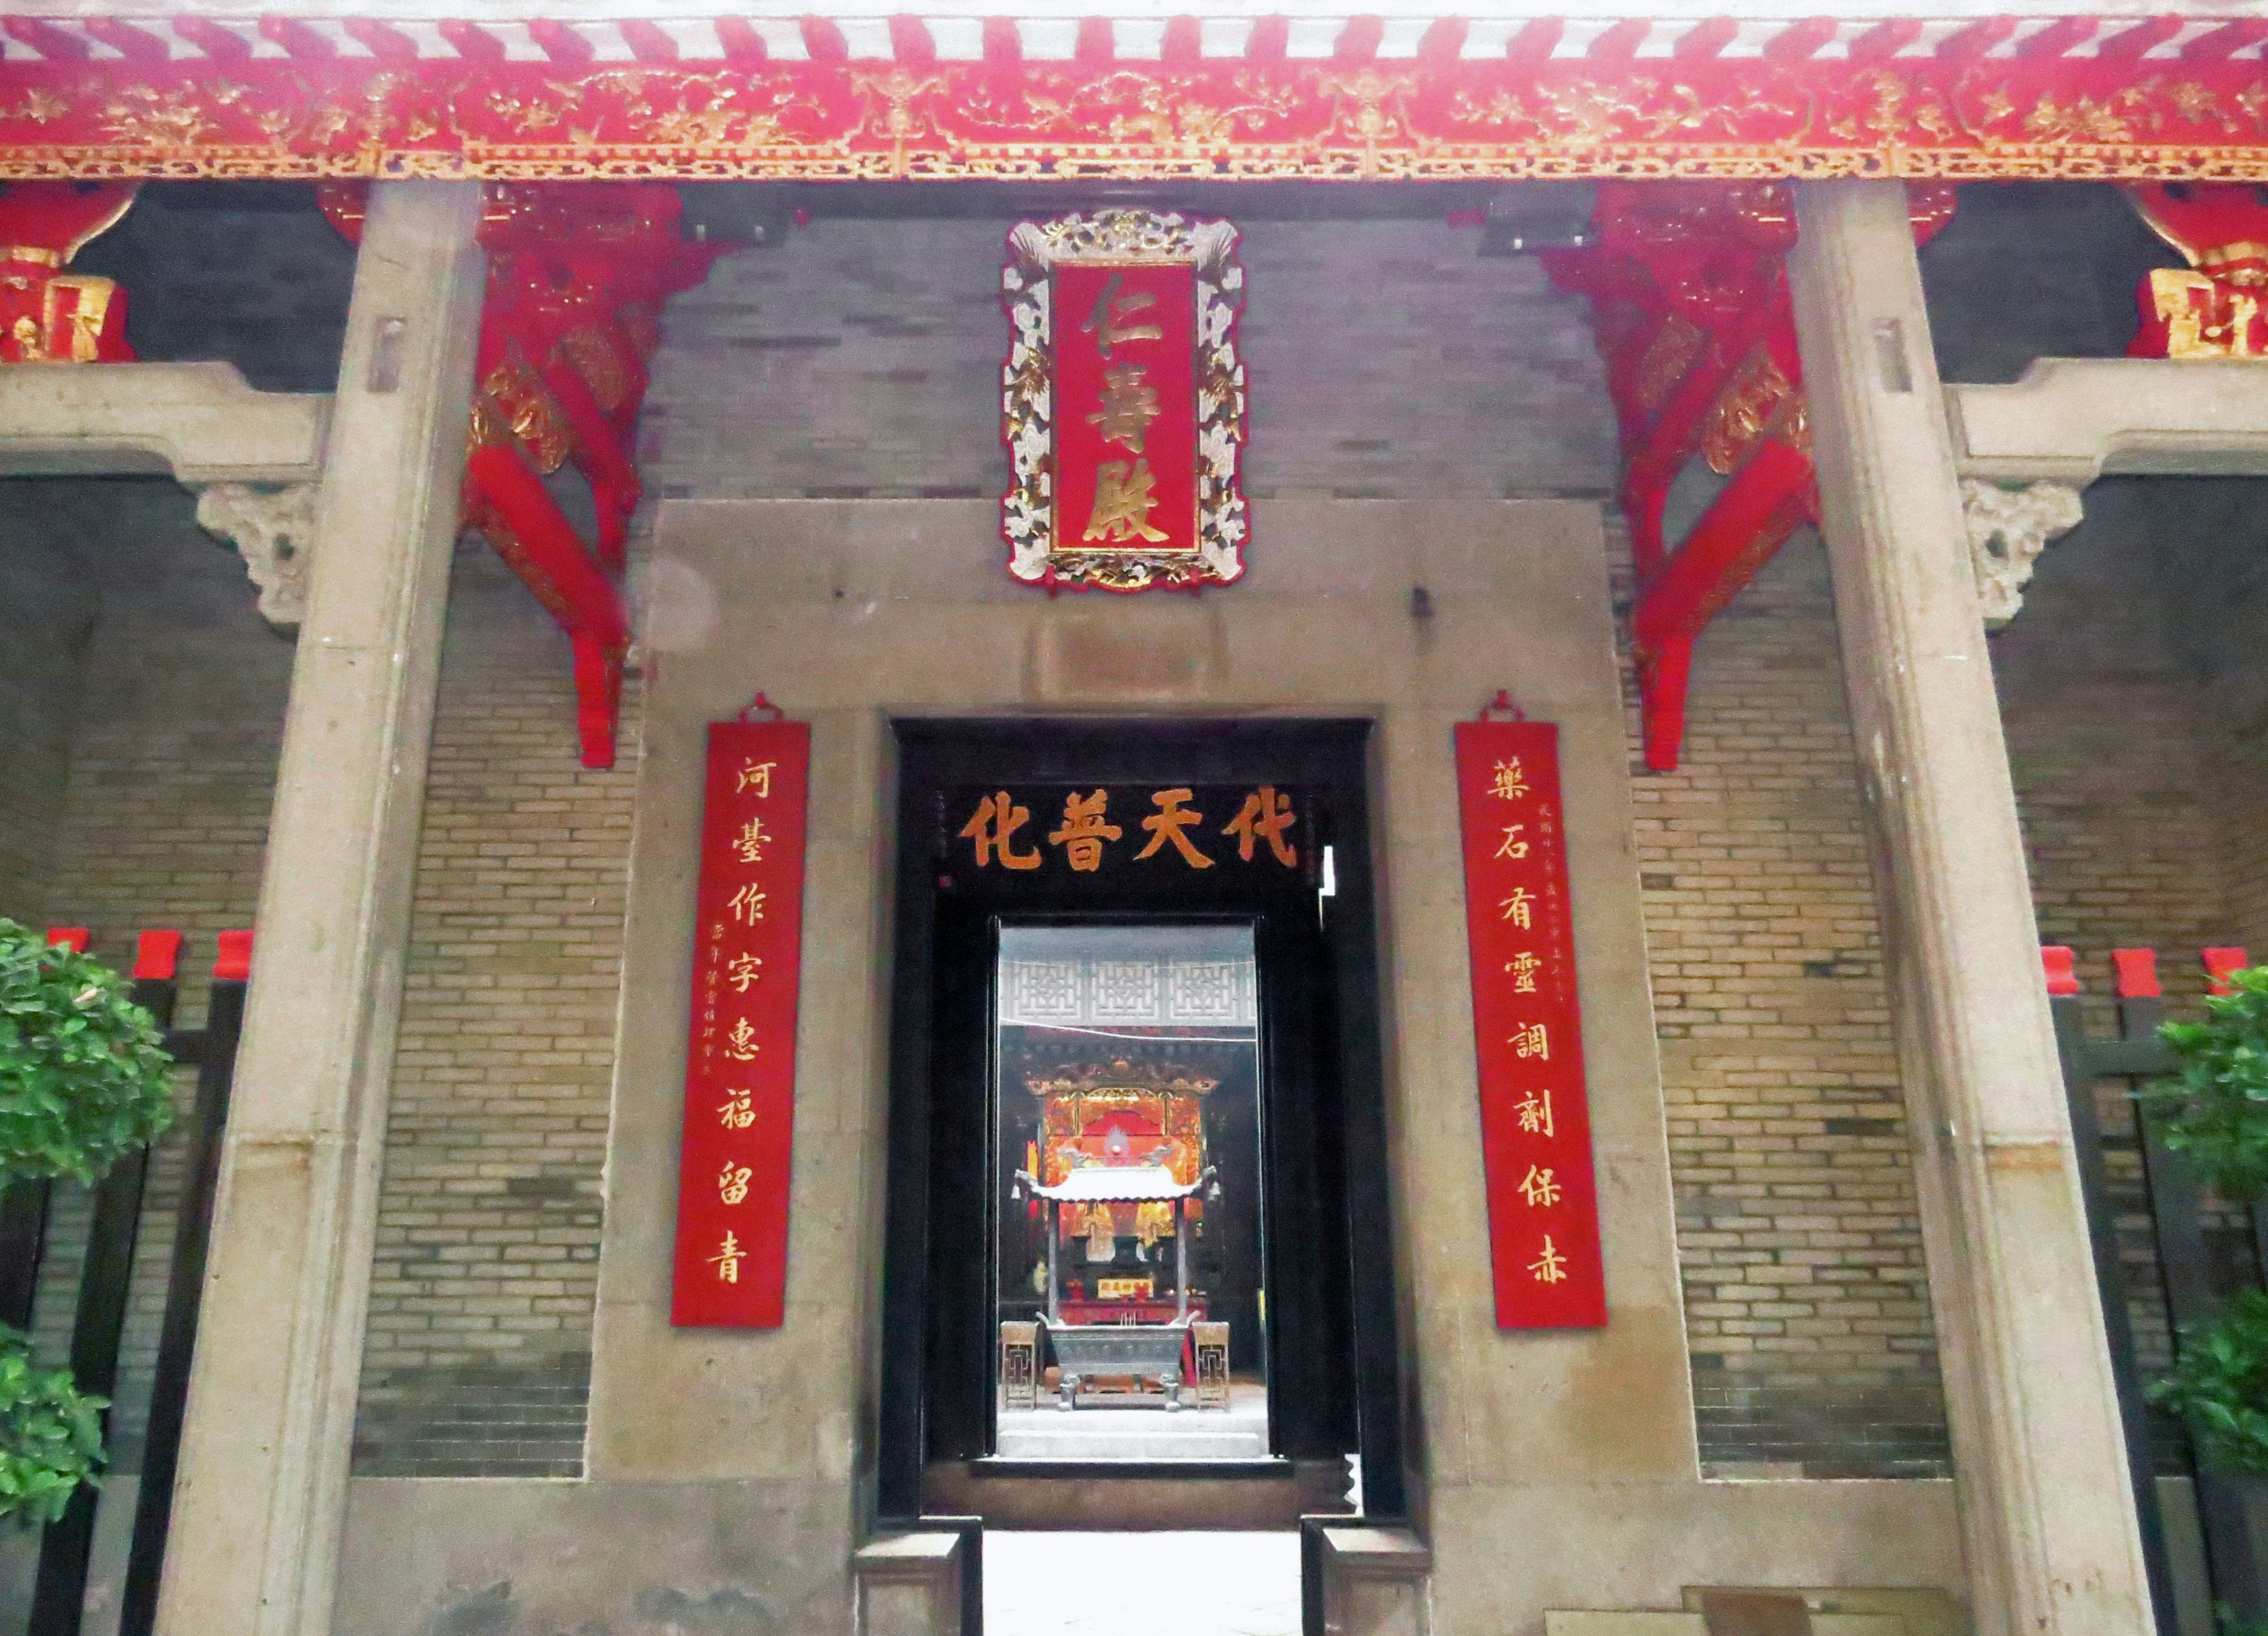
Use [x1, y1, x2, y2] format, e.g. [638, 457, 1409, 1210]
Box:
[875, 716, 1406, 1524]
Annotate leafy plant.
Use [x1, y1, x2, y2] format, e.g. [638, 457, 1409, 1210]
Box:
[0, 917, 173, 1186]
[2142, 966, 2268, 1201]
[2152, 1290, 2268, 1477]
[0, 1326, 103, 1526]
[0, 917, 174, 1524]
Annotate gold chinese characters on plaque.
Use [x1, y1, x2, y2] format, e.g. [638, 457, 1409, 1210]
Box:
[1000, 210, 1248, 592]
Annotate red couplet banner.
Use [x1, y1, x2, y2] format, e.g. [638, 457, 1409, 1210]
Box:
[671, 717, 811, 1328]
[1454, 719, 1607, 1329]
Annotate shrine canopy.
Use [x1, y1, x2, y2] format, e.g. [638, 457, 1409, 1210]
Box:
[7, 5, 2268, 180]
[1032, 1167, 1200, 1202]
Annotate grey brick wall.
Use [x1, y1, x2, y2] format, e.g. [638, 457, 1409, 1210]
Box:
[350, 548, 638, 1478]
[0, 485, 100, 927]
[641, 214, 1618, 505]
[643, 215, 1960, 1479]
[1615, 523, 1950, 1479]
[2, 198, 2254, 1490]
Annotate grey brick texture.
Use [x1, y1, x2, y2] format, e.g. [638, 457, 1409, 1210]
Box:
[350, 547, 638, 1478]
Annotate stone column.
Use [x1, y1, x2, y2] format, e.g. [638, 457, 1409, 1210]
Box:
[1785, 180, 2151, 1636]
[155, 182, 484, 1636]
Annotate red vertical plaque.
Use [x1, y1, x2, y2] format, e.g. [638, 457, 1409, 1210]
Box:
[1000, 209, 1247, 592]
[1454, 716, 1607, 1329]
[1050, 259, 1203, 565]
[672, 714, 810, 1328]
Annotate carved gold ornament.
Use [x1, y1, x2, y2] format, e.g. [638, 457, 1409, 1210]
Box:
[12, 57, 2268, 183]
[1700, 346, 1804, 475]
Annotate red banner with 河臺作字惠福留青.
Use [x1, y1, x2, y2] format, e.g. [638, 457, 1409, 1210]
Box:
[671, 714, 810, 1328]
[1454, 716, 1606, 1329]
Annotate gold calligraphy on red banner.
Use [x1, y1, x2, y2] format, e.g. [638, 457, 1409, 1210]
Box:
[1454, 716, 1606, 1329]
[672, 716, 810, 1328]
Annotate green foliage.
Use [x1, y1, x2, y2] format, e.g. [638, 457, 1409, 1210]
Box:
[0, 1326, 102, 1526]
[0, 917, 173, 1187]
[2142, 966, 2268, 1201]
[2152, 1289, 2268, 1477]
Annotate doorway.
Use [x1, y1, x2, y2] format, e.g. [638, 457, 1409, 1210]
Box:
[878, 719, 1403, 1531]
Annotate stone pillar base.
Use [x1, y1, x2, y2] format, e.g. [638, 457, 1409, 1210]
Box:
[853, 1530, 970, 1636]
[1304, 1521, 1431, 1636]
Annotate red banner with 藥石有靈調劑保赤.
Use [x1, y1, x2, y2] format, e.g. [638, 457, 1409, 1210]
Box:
[671, 714, 810, 1328]
[1454, 716, 1607, 1329]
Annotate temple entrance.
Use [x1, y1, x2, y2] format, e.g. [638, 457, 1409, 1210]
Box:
[879, 719, 1402, 1533]
[993, 921, 1270, 1461]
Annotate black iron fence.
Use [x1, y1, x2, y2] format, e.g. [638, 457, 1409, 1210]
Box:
[7, 927, 246, 1636]
[2051, 943, 2261, 1634]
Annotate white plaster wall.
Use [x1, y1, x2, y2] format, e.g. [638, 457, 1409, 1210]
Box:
[333, 493, 1961, 1636]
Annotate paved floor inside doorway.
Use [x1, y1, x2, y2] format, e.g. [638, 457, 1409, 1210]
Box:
[985, 1529, 1300, 1636]
[996, 1382, 1270, 1461]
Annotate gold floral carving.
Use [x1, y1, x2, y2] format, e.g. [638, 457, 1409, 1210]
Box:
[480, 349, 572, 472]
[561, 325, 629, 412]
[1631, 314, 1706, 417]
[40, 275, 115, 363]
[2148, 266, 2267, 360]
[10, 63, 2268, 181]
[1701, 346, 1800, 476]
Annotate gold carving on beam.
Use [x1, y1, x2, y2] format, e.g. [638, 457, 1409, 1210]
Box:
[1700, 345, 1798, 476]
[561, 325, 629, 412]
[480, 348, 573, 471]
[2149, 266, 2265, 359]
[1631, 314, 1705, 416]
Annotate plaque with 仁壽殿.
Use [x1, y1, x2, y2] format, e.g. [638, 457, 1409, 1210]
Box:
[670, 713, 811, 1328]
[1000, 209, 1247, 593]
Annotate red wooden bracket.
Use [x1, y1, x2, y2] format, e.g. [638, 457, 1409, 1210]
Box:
[322, 181, 728, 768]
[1547, 182, 1954, 771]
[2124, 185, 2268, 360]
[0, 182, 138, 364]
[2041, 945, 2080, 998]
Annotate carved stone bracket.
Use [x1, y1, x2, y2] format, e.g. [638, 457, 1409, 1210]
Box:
[195, 481, 317, 628]
[1960, 478, 2084, 628]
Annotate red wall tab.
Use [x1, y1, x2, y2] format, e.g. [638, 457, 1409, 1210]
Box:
[213, 930, 254, 982]
[2204, 946, 2250, 996]
[2041, 945, 2080, 998]
[672, 713, 812, 1328]
[1453, 716, 1606, 1329]
[2110, 947, 2161, 999]
[131, 930, 184, 982]
[44, 927, 88, 953]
